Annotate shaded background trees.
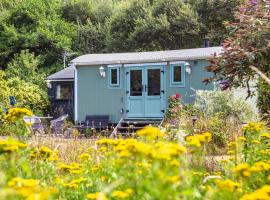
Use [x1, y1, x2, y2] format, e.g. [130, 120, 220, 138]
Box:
[0, 0, 248, 114]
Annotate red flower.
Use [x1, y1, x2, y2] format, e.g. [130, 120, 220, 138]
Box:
[175, 93, 181, 99]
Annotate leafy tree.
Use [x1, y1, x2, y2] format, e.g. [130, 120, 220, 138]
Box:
[5, 50, 45, 87]
[151, 0, 201, 49]
[106, 0, 150, 52]
[61, 0, 114, 25]
[73, 22, 108, 54]
[206, 0, 270, 115]
[61, 0, 95, 24]
[107, 0, 201, 52]
[188, 0, 242, 46]
[129, 14, 171, 51]
[6, 77, 49, 114]
[0, 0, 75, 69]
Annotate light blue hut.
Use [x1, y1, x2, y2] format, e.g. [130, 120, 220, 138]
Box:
[68, 46, 222, 124]
[47, 46, 222, 126]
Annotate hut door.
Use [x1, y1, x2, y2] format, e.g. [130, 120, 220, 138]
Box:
[126, 66, 164, 118]
[126, 67, 145, 118]
[144, 66, 164, 118]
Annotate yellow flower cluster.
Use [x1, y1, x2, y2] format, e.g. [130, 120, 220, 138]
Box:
[56, 177, 87, 189]
[234, 161, 270, 177]
[30, 146, 58, 161]
[186, 132, 212, 148]
[86, 192, 107, 200]
[136, 126, 165, 139]
[7, 177, 57, 200]
[58, 162, 83, 174]
[240, 185, 270, 200]
[78, 153, 91, 161]
[4, 108, 32, 122]
[227, 141, 236, 155]
[216, 179, 240, 192]
[112, 189, 133, 199]
[242, 122, 263, 133]
[260, 133, 270, 139]
[97, 138, 186, 160]
[234, 163, 251, 177]
[0, 138, 27, 153]
[250, 161, 270, 172]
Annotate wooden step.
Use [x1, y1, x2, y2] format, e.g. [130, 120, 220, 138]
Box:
[117, 126, 142, 130]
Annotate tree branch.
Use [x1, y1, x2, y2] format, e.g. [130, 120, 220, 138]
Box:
[249, 65, 270, 85]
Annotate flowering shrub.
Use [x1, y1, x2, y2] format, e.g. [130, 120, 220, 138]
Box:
[165, 93, 183, 121]
[0, 107, 32, 139]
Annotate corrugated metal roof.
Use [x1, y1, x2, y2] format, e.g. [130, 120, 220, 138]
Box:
[46, 65, 75, 80]
[46, 46, 223, 80]
[71, 46, 222, 65]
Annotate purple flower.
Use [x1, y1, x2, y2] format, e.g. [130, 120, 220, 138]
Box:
[250, 0, 258, 5]
[219, 80, 230, 90]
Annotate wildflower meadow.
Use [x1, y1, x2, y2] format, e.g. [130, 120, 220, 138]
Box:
[0, 107, 269, 200]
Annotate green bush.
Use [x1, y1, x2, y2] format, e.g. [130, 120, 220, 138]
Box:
[194, 90, 256, 122]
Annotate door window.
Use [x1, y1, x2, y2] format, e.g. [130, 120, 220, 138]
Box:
[130, 70, 143, 96]
[147, 69, 160, 96]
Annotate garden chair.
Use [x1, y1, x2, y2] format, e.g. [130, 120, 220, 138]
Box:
[23, 116, 45, 135]
[50, 114, 69, 135]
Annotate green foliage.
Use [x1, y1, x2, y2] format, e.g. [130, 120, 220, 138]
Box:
[6, 78, 49, 113]
[188, 0, 241, 46]
[257, 78, 270, 118]
[2, 50, 49, 114]
[5, 50, 45, 87]
[107, 0, 201, 52]
[194, 90, 256, 122]
[0, 0, 75, 69]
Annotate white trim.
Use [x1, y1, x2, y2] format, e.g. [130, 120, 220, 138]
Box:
[46, 79, 74, 82]
[169, 61, 186, 65]
[124, 62, 167, 67]
[107, 64, 122, 68]
[74, 64, 78, 122]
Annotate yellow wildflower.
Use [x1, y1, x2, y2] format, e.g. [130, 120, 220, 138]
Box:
[8, 177, 39, 188]
[78, 153, 91, 161]
[136, 126, 165, 139]
[0, 138, 27, 153]
[166, 175, 181, 184]
[260, 133, 270, 139]
[112, 189, 133, 199]
[251, 140, 260, 144]
[63, 177, 87, 189]
[234, 163, 251, 177]
[250, 162, 270, 172]
[86, 192, 107, 200]
[30, 146, 58, 161]
[242, 122, 263, 133]
[186, 132, 212, 148]
[170, 159, 180, 167]
[4, 108, 32, 122]
[58, 162, 82, 173]
[240, 185, 270, 200]
[216, 179, 240, 192]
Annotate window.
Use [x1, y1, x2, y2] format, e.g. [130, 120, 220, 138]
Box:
[108, 66, 120, 89]
[56, 84, 72, 100]
[170, 63, 185, 87]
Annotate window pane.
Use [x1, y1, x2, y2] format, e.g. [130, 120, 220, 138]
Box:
[173, 66, 182, 82]
[148, 69, 160, 96]
[56, 84, 72, 100]
[111, 68, 118, 85]
[130, 70, 142, 96]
